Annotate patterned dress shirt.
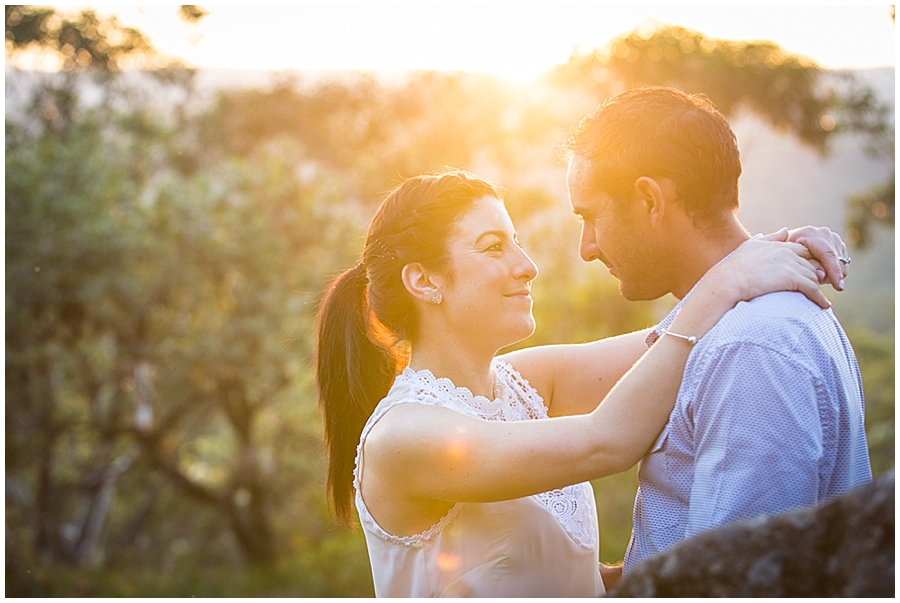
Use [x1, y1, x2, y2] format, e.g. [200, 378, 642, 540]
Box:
[623, 279, 873, 572]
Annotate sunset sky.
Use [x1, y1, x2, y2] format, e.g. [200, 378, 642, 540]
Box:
[44, 4, 896, 81]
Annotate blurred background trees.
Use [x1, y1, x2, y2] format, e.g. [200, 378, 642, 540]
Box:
[6, 6, 894, 596]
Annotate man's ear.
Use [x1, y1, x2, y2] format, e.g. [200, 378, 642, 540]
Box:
[401, 262, 442, 304]
[633, 177, 677, 228]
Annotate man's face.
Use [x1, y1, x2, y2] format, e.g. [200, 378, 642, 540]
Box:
[567, 155, 669, 301]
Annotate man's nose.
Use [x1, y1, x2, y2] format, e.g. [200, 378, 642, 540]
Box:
[579, 224, 600, 263]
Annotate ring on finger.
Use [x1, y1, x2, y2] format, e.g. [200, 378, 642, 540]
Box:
[838, 256, 852, 265]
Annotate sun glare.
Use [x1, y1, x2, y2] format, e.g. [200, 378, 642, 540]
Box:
[18, 5, 895, 81]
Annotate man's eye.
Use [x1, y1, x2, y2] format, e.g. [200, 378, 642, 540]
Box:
[486, 242, 502, 252]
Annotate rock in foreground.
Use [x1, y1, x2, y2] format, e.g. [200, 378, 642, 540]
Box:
[611, 472, 894, 597]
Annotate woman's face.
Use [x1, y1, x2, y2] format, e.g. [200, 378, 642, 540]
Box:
[435, 196, 539, 352]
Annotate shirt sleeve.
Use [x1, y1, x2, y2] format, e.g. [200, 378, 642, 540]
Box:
[684, 341, 825, 538]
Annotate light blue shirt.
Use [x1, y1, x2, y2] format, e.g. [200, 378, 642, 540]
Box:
[623, 284, 872, 572]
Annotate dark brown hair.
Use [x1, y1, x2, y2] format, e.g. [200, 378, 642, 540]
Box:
[565, 86, 742, 222]
[315, 169, 504, 524]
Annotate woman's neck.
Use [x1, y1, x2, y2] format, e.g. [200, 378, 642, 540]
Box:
[408, 336, 496, 399]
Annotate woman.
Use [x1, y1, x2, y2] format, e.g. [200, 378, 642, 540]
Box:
[316, 170, 842, 597]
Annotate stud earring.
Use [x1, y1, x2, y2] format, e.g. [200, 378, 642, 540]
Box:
[431, 292, 443, 305]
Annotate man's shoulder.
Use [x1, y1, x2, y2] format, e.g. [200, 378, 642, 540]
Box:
[686, 291, 860, 384]
[729, 289, 823, 318]
[702, 291, 843, 348]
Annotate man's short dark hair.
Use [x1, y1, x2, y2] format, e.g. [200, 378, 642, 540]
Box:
[566, 87, 742, 222]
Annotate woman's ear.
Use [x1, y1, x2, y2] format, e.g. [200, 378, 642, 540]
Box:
[401, 262, 442, 304]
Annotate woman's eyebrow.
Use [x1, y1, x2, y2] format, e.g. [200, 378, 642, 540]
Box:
[474, 230, 509, 246]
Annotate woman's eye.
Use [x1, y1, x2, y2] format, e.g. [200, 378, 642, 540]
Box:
[486, 242, 502, 252]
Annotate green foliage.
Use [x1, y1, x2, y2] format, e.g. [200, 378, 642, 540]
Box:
[5, 6, 154, 72]
[178, 6, 209, 24]
[6, 536, 373, 596]
[847, 330, 895, 477]
[198, 71, 575, 209]
[591, 468, 639, 563]
[6, 62, 362, 583]
[846, 169, 894, 249]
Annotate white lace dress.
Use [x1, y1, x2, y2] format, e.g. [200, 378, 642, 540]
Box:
[354, 359, 605, 597]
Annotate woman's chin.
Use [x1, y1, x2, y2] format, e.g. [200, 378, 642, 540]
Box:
[502, 318, 536, 348]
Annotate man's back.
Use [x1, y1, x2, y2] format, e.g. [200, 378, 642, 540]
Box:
[624, 291, 872, 571]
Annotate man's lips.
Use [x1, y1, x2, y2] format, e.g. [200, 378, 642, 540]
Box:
[601, 259, 617, 276]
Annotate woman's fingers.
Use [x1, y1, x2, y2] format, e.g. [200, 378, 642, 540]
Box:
[754, 242, 831, 309]
[759, 227, 790, 242]
[784, 226, 847, 291]
[788, 254, 832, 309]
[810, 259, 827, 283]
[725, 239, 836, 309]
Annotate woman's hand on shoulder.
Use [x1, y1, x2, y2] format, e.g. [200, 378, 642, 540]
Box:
[713, 238, 830, 309]
[761, 226, 849, 291]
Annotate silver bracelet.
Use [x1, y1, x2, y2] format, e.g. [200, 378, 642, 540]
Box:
[663, 329, 700, 346]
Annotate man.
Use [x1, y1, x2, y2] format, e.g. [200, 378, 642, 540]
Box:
[564, 87, 873, 576]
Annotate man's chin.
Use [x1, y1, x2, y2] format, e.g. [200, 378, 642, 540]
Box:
[618, 281, 666, 302]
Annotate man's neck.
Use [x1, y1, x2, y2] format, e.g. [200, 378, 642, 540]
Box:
[670, 217, 750, 300]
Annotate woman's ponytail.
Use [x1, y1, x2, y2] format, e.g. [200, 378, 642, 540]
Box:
[316, 263, 397, 525]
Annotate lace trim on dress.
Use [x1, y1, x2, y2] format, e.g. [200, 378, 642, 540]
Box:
[354, 359, 596, 549]
[493, 362, 597, 549]
[534, 486, 595, 549]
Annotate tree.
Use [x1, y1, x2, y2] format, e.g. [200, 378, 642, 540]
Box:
[845, 176, 894, 248]
[178, 5, 208, 23]
[6, 79, 364, 571]
[198, 71, 558, 206]
[6, 5, 356, 582]
[5, 5, 153, 72]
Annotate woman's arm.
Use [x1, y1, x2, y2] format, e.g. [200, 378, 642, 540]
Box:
[500, 329, 651, 417]
[502, 227, 848, 418]
[366, 240, 824, 505]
